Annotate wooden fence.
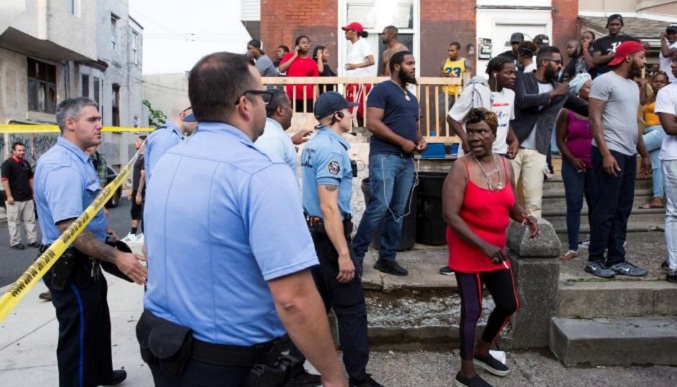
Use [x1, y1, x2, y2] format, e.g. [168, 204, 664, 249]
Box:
[262, 75, 470, 144]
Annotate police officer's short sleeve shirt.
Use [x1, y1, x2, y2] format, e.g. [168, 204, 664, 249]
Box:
[143, 122, 318, 346]
[34, 137, 107, 244]
[301, 127, 353, 218]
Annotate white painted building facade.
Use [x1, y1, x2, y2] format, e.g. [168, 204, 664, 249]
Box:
[0, 0, 145, 167]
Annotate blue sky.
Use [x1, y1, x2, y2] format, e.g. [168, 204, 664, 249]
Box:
[129, 0, 252, 74]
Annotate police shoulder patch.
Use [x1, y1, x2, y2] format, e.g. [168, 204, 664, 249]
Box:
[327, 160, 341, 175]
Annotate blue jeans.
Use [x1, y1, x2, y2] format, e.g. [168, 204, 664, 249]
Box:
[588, 147, 636, 266]
[561, 160, 597, 251]
[353, 154, 415, 261]
[643, 125, 665, 198]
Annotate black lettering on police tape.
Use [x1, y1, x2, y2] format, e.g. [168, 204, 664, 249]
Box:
[8, 250, 60, 298]
[6, 152, 139, 299]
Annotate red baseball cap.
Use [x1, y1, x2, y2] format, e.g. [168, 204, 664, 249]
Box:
[608, 41, 646, 67]
[342, 22, 364, 34]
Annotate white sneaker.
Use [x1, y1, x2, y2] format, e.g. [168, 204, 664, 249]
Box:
[121, 233, 137, 243]
[135, 233, 144, 243]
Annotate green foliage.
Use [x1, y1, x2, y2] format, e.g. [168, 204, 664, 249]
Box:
[142, 99, 167, 127]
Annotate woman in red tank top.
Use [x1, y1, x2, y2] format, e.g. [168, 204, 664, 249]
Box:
[442, 108, 539, 387]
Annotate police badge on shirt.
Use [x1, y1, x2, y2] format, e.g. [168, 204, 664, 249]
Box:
[327, 160, 341, 175]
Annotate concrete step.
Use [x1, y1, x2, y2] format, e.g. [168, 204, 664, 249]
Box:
[553, 221, 663, 235]
[543, 208, 665, 233]
[542, 176, 653, 191]
[557, 280, 677, 319]
[549, 316, 677, 366]
[542, 188, 654, 209]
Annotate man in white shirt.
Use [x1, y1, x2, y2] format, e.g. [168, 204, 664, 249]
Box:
[256, 89, 311, 171]
[343, 21, 375, 126]
[655, 51, 677, 284]
[660, 24, 677, 83]
[448, 58, 519, 158]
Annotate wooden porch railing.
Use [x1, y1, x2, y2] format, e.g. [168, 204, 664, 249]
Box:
[262, 75, 469, 144]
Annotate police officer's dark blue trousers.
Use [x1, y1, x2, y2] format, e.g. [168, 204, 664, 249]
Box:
[289, 232, 369, 382]
[44, 260, 114, 387]
[148, 360, 250, 386]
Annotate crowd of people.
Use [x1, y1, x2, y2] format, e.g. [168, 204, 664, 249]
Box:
[7, 13, 677, 387]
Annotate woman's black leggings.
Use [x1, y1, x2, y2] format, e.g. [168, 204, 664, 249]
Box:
[455, 268, 520, 360]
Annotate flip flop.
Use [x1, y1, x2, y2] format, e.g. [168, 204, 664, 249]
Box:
[559, 250, 577, 261]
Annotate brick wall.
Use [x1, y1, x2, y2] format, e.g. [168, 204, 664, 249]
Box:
[553, 0, 579, 53]
[260, 0, 579, 76]
[420, 0, 477, 77]
[260, 0, 339, 70]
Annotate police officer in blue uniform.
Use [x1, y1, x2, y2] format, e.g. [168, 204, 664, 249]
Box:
[137, 53, 347, 387]
[34, 97, 147, 387]
[144, 97, 196, 184]
[296, 92, 384, 387]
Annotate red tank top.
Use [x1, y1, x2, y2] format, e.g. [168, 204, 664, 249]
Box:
[447, 157, 515, 273]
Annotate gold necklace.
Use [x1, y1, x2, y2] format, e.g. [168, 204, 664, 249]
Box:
[390, 80, 410, 101]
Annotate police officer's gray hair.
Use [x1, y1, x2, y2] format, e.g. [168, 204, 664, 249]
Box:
[266, 89, 289, 118]
[56, 97, 98, 133]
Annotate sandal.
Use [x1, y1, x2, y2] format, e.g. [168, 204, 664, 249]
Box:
[640, 197, 664, 209]
[559, 250, 577, 261]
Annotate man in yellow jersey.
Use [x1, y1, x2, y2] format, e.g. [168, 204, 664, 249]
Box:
[439, 42, 471, 134]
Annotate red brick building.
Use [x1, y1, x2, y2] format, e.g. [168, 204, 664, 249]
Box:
[257, 0, 579, 77]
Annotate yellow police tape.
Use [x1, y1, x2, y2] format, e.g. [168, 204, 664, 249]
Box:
[0, 147, 141, 322]
[0, 124, 153, 133]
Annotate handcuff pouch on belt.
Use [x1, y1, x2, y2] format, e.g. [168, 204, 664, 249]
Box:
[137, 310, 194, 377]
[137, 310, 288, 379]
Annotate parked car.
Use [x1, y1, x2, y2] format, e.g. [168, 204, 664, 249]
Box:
[105, 166, 123, 208]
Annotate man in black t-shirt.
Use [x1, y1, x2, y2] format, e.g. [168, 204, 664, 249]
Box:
[122, 135, 146, 243]
[1, 142, 38, 249]
[352, 51, 427, 277]
[592, 14, 639, 76]
[499, 32, 525, 72]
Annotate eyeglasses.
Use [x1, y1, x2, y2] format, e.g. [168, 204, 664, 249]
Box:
[181, 106, 192, 114]
[237, 90, 274, 105]
[544, 59, 563, 65]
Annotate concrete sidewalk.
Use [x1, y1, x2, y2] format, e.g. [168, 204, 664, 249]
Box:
[1, 244, 677, 386]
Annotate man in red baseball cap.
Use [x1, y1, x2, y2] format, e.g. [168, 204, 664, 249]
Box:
[586, 40, 652, 279]
[342, 21, 375, 126]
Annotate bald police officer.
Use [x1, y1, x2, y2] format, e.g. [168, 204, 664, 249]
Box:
[295, 92, 383, 387]
[34, 97, 147, 387]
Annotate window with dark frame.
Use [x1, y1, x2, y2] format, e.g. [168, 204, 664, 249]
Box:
[82, 74, 90, 97]
[112, 84, 120, 127]
[93, 76, 100, 105]
[27, 58, 57, 114]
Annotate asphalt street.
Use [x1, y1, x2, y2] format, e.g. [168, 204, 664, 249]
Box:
[0, 199, 134, 288]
